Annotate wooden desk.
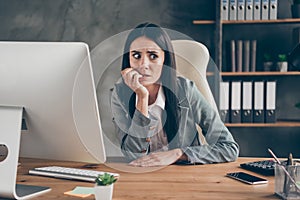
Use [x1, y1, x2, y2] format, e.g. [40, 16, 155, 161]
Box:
[16, 157, 278, 200]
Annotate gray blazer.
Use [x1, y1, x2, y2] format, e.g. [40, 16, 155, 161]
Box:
[111, 77, 239, 164]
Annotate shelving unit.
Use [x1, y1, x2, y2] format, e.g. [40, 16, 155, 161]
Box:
[221, 73, 300, 129]
[225, 121, 300, 128]
[192, 20, 215, 24]
[221, 71, 300, 76]
[193, 18, 300, 25]
[206, 71, 300, 77]
[193, 1, 300, 157]
[193, 18, 300, 70]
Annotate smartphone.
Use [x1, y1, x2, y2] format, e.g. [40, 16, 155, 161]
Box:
[226, 172, 268, 185]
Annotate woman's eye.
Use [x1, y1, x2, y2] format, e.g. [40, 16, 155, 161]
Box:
[150, 54, 158, 60]
[132, 53, 141, 59]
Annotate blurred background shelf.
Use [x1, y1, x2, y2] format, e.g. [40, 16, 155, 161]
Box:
[225, 121, 300, 127]
[221, 71, 300, 76]
[193, 18, 300, 25]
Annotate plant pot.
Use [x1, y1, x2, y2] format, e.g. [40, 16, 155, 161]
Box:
[291, 4, 300, 18]
[263, 62, 274, 71]
[94, 184, 114, 200]
[277, 61, 288, 72]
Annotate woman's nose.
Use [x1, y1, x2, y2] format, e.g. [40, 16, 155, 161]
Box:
[140, 55, 150, 69]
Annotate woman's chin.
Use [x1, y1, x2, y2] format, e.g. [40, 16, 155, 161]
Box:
[139, 80, 151, 86]
[139, 78, 159, 87]
[141, 82, 151, 87]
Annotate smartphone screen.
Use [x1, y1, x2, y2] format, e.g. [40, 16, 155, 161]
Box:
[226, 172, 268, 185]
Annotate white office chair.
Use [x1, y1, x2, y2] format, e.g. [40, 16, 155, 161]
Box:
[171, 40, 218, 112]
[172, 40, 218, 144]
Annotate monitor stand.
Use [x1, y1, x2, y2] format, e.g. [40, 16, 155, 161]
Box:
[0, 105, 51, 199]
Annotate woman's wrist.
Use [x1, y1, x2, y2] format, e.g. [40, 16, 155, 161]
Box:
[175, 148, 188, 161]
[135, 89, 149, 117]
[135, 86, 149, 99]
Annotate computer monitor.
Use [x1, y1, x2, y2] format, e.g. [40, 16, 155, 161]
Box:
[0, 41, 106, 164]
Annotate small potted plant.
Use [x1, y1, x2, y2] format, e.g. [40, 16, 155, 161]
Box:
[277, 54, 288, 72]
[291, 0, 300, 18]
[94, 173, 118, 200]
[263, 53, 274, 71]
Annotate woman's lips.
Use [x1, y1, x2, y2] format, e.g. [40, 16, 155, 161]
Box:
[139, 74, 150, 81]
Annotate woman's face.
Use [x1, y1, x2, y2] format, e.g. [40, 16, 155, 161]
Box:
[129, 36, 165, 86]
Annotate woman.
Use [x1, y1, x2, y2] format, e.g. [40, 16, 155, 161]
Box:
[111, 22, 239, 167]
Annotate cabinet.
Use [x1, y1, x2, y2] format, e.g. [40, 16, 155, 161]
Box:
[192, 1, 300, 157]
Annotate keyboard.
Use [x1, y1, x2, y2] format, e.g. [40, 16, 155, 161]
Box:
[240, 160, 287, 176]
[29, 166, 119, 182]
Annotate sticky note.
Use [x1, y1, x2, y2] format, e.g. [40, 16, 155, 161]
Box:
[64, 186, 94, 198]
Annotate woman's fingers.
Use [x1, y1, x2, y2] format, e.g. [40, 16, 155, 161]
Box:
[132, 72, 142, 86]
[121, 68, 133, 76]
[129, 152, 164, 167]
[129, 149, 183, 167]
[121, 68, 143, 91]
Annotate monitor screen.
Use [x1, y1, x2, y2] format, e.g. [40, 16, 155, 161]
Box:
[0, 41, 106, 164]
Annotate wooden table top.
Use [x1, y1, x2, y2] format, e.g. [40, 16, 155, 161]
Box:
[14, 157, 279, 200]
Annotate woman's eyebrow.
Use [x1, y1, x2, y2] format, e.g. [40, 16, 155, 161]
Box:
[130, 49, 161, 53]
[130, 50, 140, 53]
[147, 50, 159, 54]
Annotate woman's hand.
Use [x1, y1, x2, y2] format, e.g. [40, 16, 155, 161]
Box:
[129, 148, 186, 167]
[121, 68, 148, 97]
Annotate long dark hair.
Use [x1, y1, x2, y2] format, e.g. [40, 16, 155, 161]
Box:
[121, 22, 179, 143]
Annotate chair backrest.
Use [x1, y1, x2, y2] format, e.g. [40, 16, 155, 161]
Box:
[171, 40, 218, 112]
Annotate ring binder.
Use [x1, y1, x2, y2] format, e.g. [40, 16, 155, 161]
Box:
[253, 0, 261, 20]
[220, 81, 230, 123]
[242, 81, 253, 123]
[250, 40, 257, 72]
[261, 0, 269, 20]
[237, 40, 243, 72]
[222, 0, 230, 20]
[237, 0, 246, 20]
[243, 40, 250, 72]
[253, 81, 265, 123]
[265, 81, 277, 123]
[231, 40, 236, 72]
[269, 0, 278, 20]
[245, 0, 254, 20]
[230, 81, 242, 123]
[229, 0, 237, 20]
